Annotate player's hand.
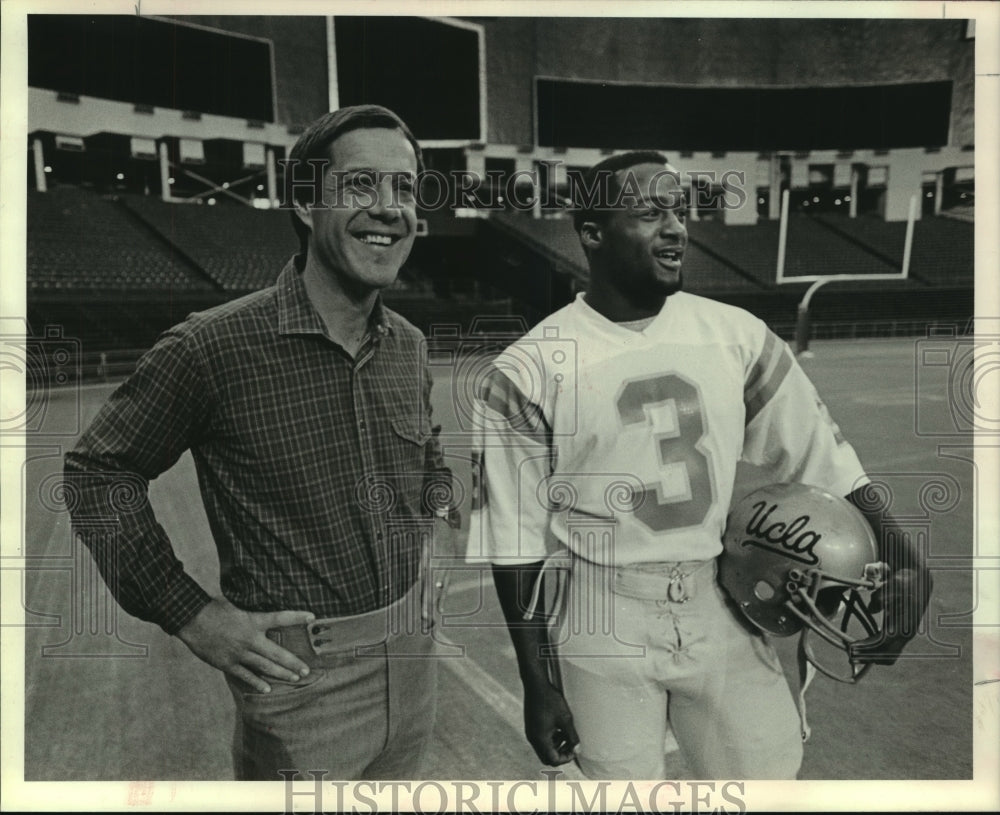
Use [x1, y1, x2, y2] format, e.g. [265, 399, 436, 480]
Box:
[177, 597, 315, 692]
[849, 567, 932, 666]
[523, 682, 581, 766]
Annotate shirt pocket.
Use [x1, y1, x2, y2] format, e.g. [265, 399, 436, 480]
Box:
[391, 416, 432, 447]
[384, 415, 432, 518]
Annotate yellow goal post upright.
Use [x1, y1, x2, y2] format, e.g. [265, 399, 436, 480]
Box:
[774, 189, 917, 356]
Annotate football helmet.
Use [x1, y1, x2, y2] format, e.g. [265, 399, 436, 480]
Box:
[718, 482, 888, 683]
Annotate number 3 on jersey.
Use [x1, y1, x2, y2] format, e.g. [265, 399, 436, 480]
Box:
[616, 373, 716, 532]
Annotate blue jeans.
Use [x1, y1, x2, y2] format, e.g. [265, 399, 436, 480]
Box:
[225, 584, 438, 781]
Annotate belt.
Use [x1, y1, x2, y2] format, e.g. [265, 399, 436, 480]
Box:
[266, 582, 422, 659]
[523, 548, 719, 621]
[610, 559, 717, 604]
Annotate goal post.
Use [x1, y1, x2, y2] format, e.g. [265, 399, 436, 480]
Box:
[776, 190, 918, 355]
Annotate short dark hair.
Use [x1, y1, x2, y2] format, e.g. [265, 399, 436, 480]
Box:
[284, 105, 424, 256]
[570, 150, 671, 233]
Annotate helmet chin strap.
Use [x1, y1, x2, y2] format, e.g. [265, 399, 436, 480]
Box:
[794, 628, 874, 744]
[798, 626, 874, 683]
[795, 635, 817, 742]
[789, 574, 884, 742]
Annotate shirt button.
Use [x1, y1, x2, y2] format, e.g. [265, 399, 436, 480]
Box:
[359, 419, 366, 432]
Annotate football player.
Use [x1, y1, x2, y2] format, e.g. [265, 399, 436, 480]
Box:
[470, 152, 931, 779]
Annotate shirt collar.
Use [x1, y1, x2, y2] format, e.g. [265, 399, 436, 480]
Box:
[575, 291, 674, 338]
[276, 256, 393, 341]
[368, 296, 392, 340]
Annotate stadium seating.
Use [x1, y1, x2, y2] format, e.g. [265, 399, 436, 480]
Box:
[782, 214, 901, 279]
[909, 216, 975, 285]
[24, 185, 974, 366]
[121, 194, 298, 292]
[28, 187, 973, 301]
[489, 212, 768, 293]
[685, 219, 781, 288]
[810, 213, 974, 286]
[27, 187, 217, 292]
[486, 212, 588, 283]
[27, 298, 220, 354]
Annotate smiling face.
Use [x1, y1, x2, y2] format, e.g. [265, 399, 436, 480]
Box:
[583, 162, 688, 302]
[296, 127, 418, 295]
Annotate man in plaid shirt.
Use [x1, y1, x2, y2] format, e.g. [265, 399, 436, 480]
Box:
[63, 105, 454, 780]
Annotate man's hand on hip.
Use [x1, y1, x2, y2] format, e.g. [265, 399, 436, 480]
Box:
[177, 598, 315, 693]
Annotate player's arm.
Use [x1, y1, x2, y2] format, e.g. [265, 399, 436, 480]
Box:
[419, 349, 461, 529]
[845, 485, 933, 665]
[471, 360, 577, 764]
[63, 329, 313, 692]
[416, 352, 460, 619]
[492, 563, 580, 766]
[740, 326, 932, 665]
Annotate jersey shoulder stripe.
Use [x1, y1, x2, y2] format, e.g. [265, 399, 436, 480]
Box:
[744, 329, 794, 424]
[744, 328, 778, 392]
[476, 366, 551, 447]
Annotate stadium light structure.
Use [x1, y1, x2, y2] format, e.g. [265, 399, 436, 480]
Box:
[155, 137, 277, 207]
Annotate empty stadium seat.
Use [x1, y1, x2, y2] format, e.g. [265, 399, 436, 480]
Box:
[27, 187, 216, 292]
[121, 195, 298, 292]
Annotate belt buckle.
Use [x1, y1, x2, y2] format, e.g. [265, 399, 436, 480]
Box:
[667, 567, 689, 604]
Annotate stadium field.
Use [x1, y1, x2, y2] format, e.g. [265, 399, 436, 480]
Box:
[21, 336, 974, 781]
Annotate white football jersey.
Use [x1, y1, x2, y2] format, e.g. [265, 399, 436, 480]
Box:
[468, 292, 869, 565]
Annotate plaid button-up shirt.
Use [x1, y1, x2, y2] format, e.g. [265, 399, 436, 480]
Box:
[64, 258, 452, 634]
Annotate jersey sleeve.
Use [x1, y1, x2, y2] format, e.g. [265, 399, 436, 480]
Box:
[419, 345, 461, 527]
[466, 355, 555, 566]
[740, 326, 869, 498]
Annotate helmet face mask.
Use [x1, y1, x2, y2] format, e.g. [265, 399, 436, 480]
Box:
[719, 482, 888, 683]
